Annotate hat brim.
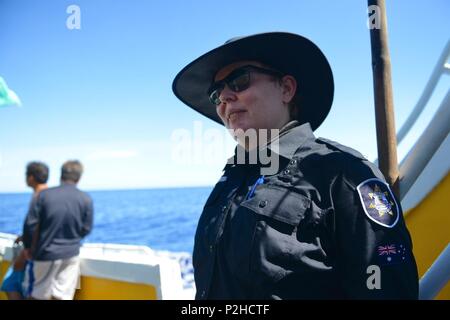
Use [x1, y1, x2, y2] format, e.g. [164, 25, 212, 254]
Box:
[172, 32, 334, 131]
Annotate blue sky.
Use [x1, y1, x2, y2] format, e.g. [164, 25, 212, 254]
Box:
[0, 0, 448, 192]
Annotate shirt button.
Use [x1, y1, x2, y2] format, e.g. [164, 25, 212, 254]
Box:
[290, 159, 297, 165]
[221, 205, 227, 212]
[258, 200, 268, 208]
[209, 245, 214, 252]
[284, 169, 290, 175]
[201, 290, 206, 298]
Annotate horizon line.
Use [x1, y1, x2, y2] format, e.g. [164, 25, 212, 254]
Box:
[0, 184, 215, 195]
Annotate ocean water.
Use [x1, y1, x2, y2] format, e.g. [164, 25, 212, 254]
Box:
[0, 187, 212, 254]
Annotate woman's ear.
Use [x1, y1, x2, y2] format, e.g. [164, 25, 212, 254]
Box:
[281, 75, 297, 104]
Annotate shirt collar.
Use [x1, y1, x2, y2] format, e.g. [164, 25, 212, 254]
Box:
[60, 180, 77, 187]
[225, 121, 316, 169]
[268, 121, 316, 160]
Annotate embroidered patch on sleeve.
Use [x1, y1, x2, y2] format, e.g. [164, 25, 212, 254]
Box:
[356, 178, 399, 228]
[376, 243, 409, 266]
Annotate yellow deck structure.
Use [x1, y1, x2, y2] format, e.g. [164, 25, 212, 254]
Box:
[405, 173, 450, 300]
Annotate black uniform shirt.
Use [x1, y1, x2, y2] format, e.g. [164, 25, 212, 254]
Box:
[193, 122, 419, 299]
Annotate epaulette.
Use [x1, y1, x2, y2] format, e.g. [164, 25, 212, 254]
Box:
[317, 138, 385, 182]
[316, 137, 366, 160]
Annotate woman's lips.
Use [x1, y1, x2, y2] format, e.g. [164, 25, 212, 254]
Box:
[228, 110, 246, 122]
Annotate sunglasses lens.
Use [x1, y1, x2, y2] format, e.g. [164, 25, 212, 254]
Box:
[208, 69, 251, 105]
[228, 71, 250, 92]
[209, 88, 222, 105]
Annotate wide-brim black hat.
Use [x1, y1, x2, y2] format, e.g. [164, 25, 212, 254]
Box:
[172, 32, 334, 131]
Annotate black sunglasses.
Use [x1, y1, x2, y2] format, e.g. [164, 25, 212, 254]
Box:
[207, 65, 283, 106]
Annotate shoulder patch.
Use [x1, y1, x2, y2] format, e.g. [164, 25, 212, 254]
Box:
[356, 178, 399, 228]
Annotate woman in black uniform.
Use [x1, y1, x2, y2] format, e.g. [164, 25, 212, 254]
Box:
[172, 32, 418, 300]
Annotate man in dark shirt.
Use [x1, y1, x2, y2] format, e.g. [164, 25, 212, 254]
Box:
[172, 32, 419, 299]
[1, 161, 48, 299]
[23, 160, 93, 300]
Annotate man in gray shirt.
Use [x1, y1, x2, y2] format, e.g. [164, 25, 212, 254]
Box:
[23, 160, 93, 300]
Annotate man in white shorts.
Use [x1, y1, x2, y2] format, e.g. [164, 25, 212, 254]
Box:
[22, 160, 94, 300]
[24, 257, 80, 300]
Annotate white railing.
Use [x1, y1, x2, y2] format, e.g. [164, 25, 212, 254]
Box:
[373, 41, 450, 201]
[396, 41, 450, 146]
[419, 244, 450, 300]
[398, 91, 450, 199]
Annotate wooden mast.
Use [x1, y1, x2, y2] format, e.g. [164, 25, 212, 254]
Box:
[368, 0, 400, 198]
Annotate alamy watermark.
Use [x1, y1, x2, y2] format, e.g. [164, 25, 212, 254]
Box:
[170, 121, 280, 175]
[367, 5, 381, 30]
[366, 264, 381, 290]
[66, 5, 81, 30]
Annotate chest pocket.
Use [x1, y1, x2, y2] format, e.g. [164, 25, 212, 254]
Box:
[241, 185, 310, 227]
[226, 185, 311, 289]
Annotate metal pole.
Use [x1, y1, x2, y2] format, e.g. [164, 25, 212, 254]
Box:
[368, 0, 400, 198]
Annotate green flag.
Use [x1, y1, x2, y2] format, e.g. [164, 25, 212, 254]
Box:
[0, 76, 22, 108]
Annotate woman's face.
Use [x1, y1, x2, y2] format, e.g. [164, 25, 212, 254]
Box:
[214, 61, 296, 135]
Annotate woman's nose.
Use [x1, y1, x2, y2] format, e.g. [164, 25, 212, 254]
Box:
[219, 85, 237, 104]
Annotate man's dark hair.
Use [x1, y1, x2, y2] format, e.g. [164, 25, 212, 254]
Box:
[61, 160, 84, 183]
[26, 162, 49, 184]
